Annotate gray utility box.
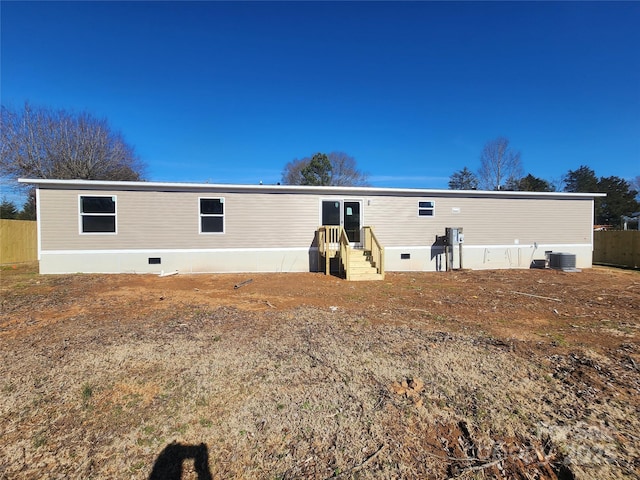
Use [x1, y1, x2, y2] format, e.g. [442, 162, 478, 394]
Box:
[445, 227, 464, 245]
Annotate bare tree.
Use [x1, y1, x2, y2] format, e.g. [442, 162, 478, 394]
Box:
[281, 158, 307, 185]
[1, 103, 145, 182]
[631, 175, 640, 201]
[477, 137, 523, 190]
[327, 152, 369, 186]
[281, 151, 368, 186]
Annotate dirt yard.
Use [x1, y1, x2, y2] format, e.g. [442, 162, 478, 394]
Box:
[1, 264, 638, 479]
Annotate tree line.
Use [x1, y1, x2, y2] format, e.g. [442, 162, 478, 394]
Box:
[1, 103, 145, 219]
[0, 195, 35, 220]
[281, 152, 368, 187]
[449, 137, 639, 226]
[1, 103, 636, 226]
[1, 103, 370, 219]
[1, 103, 144, 182]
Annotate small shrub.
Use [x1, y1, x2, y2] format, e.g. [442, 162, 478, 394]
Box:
[81, 384, 93, 407]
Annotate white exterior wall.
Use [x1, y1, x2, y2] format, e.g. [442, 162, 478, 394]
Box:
[383, 244, 594, 272]
[39, 248, 317, 274]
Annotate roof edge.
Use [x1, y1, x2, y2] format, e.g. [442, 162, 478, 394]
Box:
[17, 178, 607, 198]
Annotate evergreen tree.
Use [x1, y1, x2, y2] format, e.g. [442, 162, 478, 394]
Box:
[0, 198, 18, 219]
[282, 152, 368, 186]
[448, 167, 478, 190]
[505, 174, 555, 192]
[563, 165, 598, 193]
[17, 191, 36, 220]
[597, 176, 639, 225]
[564, 166, 639, 225]
[300, 153, 332, 186]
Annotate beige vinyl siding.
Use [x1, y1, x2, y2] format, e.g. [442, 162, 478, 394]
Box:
[39, 187, 593, 253]
[39, 188, 319, 251]
[366, 195, 592, 247]
[449, 196, 591, 245]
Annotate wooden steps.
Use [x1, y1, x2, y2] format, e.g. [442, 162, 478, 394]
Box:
[317, 226, 384, 281]
[347, 248, 383, 281]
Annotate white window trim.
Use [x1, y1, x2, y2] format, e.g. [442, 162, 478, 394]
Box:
[78, 194, 117, 235]
[418, 200, 435, 217]
[199, 196, 225, 234]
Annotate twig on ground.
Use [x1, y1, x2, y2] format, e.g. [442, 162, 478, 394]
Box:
[339, 443, 387, 477]
[234, 279, 253, 289]
[423, 450, 485, 463]
[511, 291, 561, 302]
[454, 458, 502, 477]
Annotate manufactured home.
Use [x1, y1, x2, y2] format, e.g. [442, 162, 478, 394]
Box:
[20, 178, 603, 279]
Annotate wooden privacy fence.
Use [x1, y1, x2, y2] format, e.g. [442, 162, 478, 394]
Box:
[593, 231, 640, 269]
[0, 219, 37, 264]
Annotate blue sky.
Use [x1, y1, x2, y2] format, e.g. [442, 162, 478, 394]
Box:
[1, 1, 639, 199]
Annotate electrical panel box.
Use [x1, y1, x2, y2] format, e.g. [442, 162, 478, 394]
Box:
[445, 227, 464, 245]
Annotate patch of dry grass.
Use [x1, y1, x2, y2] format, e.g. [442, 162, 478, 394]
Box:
[2, 305, 638, 479]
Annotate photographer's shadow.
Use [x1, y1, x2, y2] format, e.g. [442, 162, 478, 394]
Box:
[149, 442, 212, 480]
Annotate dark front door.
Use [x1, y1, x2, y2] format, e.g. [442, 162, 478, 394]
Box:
[321, 200, 361, 244]
[343, 201, 361, 243]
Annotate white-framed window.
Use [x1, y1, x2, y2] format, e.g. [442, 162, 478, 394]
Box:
[199, 197, 224, 233]
[79, 195, 117, 234]
[418, 200, 435, 217]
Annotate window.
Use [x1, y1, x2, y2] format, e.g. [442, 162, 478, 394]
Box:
[418, 201, 434, 217]
[80, 195, 116, 233]
[200, 198, 224, 233]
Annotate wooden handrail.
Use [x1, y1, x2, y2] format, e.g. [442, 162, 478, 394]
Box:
[363, 226, 385, 279]
[339, 227, 350, 280]
[318, 225, 383, 280]
[317, 225, 350, 277]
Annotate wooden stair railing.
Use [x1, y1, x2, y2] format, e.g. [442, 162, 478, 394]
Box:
[317, 226, 349, 276]
[338, 227, 351, 280]
[363, 226, 385, 279]
[318, 226, 384, 280]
